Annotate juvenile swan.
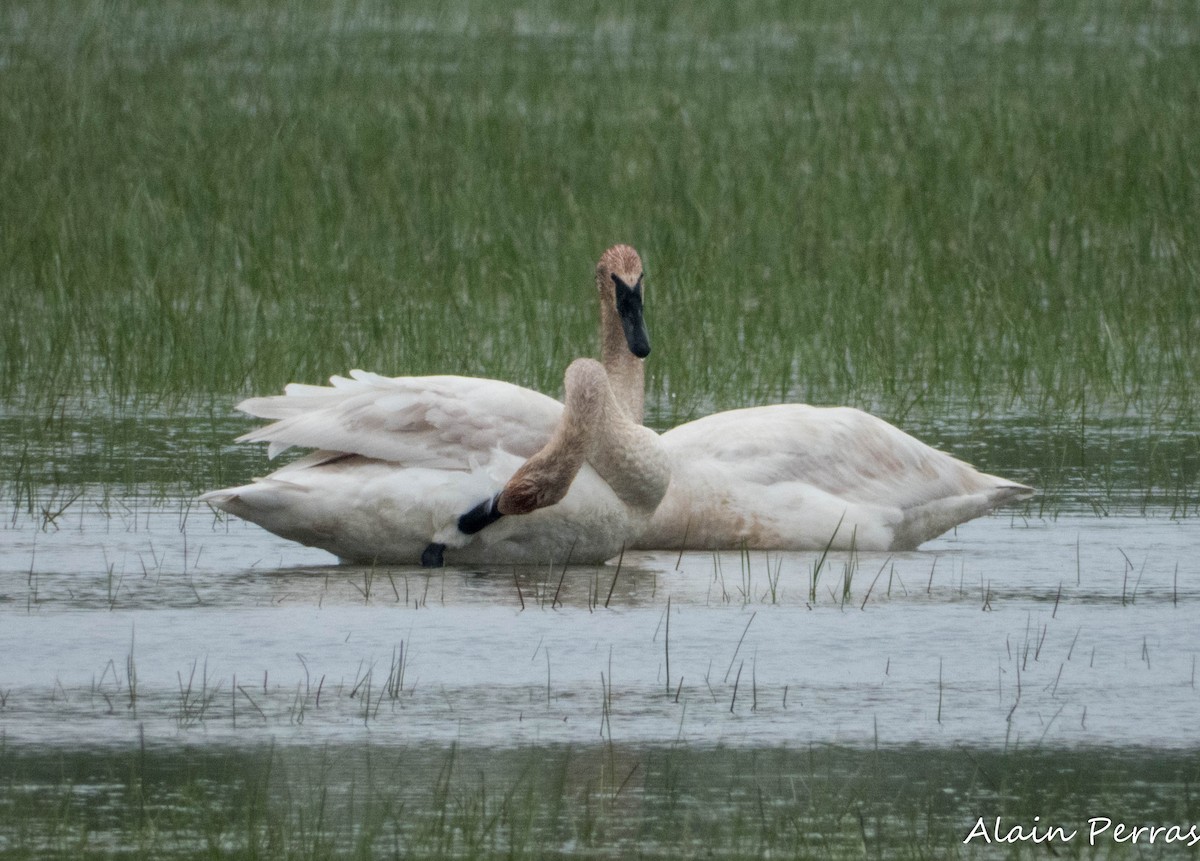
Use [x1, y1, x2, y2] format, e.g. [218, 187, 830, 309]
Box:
[202, 245, 669, 566]
[634, 404, 1033, 552]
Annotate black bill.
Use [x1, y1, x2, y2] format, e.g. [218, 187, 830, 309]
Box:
[613, 274, 651, 358]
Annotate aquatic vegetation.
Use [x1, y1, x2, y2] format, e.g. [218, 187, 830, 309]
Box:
[1, 0, 1196, 415]
[1, 742, 1197, 860]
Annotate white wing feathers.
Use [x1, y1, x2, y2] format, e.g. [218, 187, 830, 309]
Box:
[235, 370, 564, 469]
[662, 404, 1018, 509]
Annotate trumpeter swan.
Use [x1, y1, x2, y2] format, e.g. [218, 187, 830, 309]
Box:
[201, 245, 669, 566]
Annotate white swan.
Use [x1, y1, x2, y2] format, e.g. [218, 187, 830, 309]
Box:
[202, 245, 669, 566]
[634, 404, 1033, 552]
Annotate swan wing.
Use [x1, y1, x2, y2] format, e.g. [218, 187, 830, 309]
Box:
[638, 404, 1032, 551]
[661, 404, 1019, 507]
[234, 371, 563, 468]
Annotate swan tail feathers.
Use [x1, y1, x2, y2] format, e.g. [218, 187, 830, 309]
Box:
[200, 478, 307, 514]
[197, 487, 238, 508]
[892, 480, 1034, 549]
[988, 482, 1035, 506]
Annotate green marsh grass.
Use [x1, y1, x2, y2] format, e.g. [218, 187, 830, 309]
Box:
[2, 0, 1197, 413]
[1, 742, 1198, 859]
[2, 0, 1198, 513]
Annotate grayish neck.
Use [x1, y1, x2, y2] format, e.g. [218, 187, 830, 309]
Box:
[598, 293, 646, 425]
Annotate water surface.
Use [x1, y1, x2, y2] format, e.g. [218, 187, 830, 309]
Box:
[2, 499, 1195, 753]
[2, 407, 1197, 856]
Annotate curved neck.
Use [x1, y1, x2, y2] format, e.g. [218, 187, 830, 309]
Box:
[497, 357, 665, 516]
[563, 358, 667, 516]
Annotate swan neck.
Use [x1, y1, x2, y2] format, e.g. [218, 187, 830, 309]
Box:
[497, 358, 667, 518]
[566, 358, 668, 516]
[599, 297, 646, 424]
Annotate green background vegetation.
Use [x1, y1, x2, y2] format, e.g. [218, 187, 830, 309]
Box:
[3, 0, 1196, 416]
[3, 0, 1197, 511]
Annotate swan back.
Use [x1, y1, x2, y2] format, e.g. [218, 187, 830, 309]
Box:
[637, 404, 1032, 552]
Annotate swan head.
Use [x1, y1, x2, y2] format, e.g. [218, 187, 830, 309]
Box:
[596, 244, 650, 359]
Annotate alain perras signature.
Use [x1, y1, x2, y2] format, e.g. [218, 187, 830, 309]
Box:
[964, 816, 1200, 847]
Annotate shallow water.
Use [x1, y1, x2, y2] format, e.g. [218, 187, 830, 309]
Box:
[4, 394, 1196, 518]
[2, 405, 1197, 855]
[2, 498, 1195, 753]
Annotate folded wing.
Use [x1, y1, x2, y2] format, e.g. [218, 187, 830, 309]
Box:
[235, 370, 564, 468]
